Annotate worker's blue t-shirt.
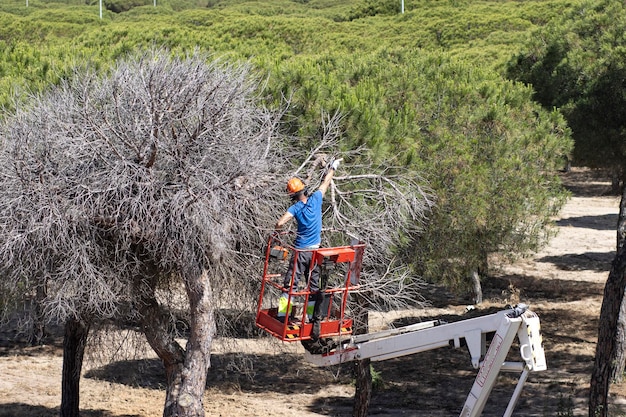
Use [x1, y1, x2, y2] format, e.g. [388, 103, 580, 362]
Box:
[288, 190, 323, 249]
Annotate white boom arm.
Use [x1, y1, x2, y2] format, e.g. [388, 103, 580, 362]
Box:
[304, 304, 547, 417]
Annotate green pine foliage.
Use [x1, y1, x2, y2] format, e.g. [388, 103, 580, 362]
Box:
[263, 50, 571, 291]
[0, 0, 575, 296]
[507, 0, 626, 182]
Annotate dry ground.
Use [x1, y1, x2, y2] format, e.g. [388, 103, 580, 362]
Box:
[0, 167, 623, 417]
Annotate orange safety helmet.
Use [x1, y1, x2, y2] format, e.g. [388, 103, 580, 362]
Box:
[286, 177, 305, 195]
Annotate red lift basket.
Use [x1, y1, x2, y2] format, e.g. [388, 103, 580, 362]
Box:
[255, 234, 365, 342]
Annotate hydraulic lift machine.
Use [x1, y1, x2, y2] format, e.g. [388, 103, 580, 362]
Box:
[255, 236, 547, 417]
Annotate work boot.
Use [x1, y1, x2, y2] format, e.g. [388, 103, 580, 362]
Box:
[311, 320, 321, 340]
[301, 338, 324, 354]
[301, 338, 337, 355]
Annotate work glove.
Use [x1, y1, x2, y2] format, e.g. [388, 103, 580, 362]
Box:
[331, 159, 341, 170]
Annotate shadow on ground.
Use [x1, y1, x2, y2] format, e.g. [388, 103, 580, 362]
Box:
[537, 252, 614, 272]
[483, 273, 605, 302]
[0, 404, 140, 417]
[85, 351, 354, 395]
[559, 168, 614, 197]
[557, 213, 618, 231]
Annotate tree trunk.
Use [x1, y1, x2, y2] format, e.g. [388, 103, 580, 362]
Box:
[31, 282, 47, 346]
[611, 172, 622, 195]
[612, 297, 626, 383]
[139, 284, 186, 416]
[60, 318, 90, 417]
[140, 269, 215, 417]
[353, 358, 372, 417]
[470, 270, 482, 305]
[174, 269, 215, 417]
[614, 190, 626, 383]
[351, 294, 371, 417]
[589, 186, 626, 416]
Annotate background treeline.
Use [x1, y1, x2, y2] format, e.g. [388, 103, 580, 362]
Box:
[0, 0, 577, 297]
[507, 0, 626, 190]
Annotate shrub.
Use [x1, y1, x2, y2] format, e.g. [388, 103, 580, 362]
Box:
[104, 0, 150, 13]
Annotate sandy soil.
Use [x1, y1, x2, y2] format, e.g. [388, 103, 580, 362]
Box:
[0, 167, 623, 417]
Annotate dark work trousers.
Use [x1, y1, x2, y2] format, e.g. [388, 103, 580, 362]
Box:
[281, 249, 330, 323]
[283, 249, 320, 293]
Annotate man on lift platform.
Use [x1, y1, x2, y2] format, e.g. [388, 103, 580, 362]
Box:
[274, 159, 341, 354]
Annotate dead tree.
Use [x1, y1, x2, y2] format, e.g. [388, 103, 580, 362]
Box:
[0, 49, 290, 417]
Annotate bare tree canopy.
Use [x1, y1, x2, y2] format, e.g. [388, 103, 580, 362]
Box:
[0, 49, 287, 322]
